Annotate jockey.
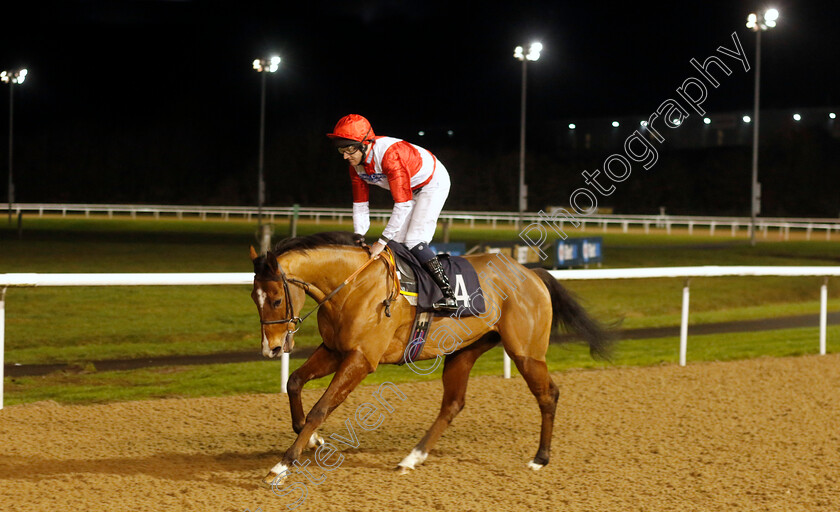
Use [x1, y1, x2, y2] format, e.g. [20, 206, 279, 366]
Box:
[327, 114, 458, 311]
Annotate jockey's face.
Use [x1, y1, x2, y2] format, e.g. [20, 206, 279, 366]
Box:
[340, 144, 365, 166]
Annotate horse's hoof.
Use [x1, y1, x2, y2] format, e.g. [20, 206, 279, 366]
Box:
[263, 462, 291, 488]
[396, 448, 428, 472]
[307, 432, 325, 449]
[262, 471, 281, 487]
[527, 460, 544, 471]
[395, 465, 413, 475]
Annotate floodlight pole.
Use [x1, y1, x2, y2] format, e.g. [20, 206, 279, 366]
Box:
[514, 43, 541, 229]
[750, 29, 761, 247]
[746, 9, 777, 246]
[258, 70, 267, 236]
[253, 56, 279, 254]
[7, 82, 13, 225]
[518, 58, 527, 230]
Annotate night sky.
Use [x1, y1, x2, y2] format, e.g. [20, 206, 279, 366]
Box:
[1, 0, 838, 208]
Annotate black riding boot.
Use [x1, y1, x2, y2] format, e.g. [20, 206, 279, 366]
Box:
[422, 256, 459, 311]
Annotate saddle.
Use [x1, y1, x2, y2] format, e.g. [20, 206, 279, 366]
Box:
[385, 241, 486, 316]
[392, 253, 420, 306]
[384, 242, 487, 365]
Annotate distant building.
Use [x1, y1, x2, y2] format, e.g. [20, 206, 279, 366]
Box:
[552, 107, 840, 151]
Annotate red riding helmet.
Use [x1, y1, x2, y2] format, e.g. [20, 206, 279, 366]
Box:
[326, 114, 375, 145]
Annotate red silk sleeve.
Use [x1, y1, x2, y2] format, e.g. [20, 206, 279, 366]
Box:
[349, 166, 369, 203]
[380, 141, 422, 203]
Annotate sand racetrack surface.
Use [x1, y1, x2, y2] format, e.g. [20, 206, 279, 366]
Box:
[2, 354, 839, 512]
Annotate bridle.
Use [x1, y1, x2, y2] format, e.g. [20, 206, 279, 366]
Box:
[257, 265, 313, 333]
[256, 250, 399, 332]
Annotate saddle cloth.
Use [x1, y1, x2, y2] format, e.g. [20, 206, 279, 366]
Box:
[386, 241, 486, 316]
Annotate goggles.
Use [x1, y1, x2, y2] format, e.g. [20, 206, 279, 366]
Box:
[337, 145, 361, 155]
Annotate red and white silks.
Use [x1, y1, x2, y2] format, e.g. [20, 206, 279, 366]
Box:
[350, 136, 450, 248]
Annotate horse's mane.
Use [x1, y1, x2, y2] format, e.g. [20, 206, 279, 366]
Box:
[253, 231, 358, 277]
[271, 231, 358, 256]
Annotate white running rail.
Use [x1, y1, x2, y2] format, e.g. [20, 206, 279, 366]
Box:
[1, 266, 837, 409]
[4, 202, 840, 239]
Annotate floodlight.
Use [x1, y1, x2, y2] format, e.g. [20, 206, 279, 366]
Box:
[830, 113, 837, 119]
[793, 113, 801, 121]
[515, 42, 542, 62]
[568, 123, 576, 129]
[743, 115, 751, 123]
[1, 69, 27, 84]
[703, 117, 711, 124]
[747, 9, 779, 31]
[253, 57, 280, 73]
[527, 42, 543, 61]
[611, 121, 619, 127]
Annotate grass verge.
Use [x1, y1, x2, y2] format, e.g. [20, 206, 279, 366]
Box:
[5, 325, 837, 406]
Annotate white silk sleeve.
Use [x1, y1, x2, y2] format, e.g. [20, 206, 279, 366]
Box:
[352, 201, 370, 236]
[382, 201, 414, 241]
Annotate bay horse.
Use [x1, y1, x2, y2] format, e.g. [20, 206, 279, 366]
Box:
[249, 231, 612, 485]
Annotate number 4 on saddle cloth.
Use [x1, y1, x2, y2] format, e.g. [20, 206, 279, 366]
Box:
[385, 241, 487, 365]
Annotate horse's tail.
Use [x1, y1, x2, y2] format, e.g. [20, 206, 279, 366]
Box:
[531, 267, 616, 360]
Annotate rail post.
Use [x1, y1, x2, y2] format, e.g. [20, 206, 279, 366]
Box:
[281, 352, 290, 392]
[289, 203, 299, 238]
[820, 277, 828, 356]
[679, 279, 690, 366]
[1, 287, 5, 409]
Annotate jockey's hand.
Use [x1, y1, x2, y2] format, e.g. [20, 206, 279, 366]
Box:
[369, 240, 387, 259]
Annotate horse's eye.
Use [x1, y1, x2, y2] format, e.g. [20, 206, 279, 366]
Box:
[272, 299, 283, 309]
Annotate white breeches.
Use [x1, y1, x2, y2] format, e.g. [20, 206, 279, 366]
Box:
[392, 164, 450, 248]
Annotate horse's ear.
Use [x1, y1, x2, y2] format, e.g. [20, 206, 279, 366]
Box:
[249, 245, 258, 261]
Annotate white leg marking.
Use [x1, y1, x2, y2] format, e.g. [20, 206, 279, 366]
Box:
[397, 448, 428, 472]
[270, 462, 289, 474]
[263, 462, 290, 486]
[527, 460, 544, 471]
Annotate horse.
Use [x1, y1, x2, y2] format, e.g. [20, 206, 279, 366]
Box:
[249, 231, 613, 485]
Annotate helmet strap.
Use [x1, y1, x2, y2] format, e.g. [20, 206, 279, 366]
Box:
[358, 126, 373, 161]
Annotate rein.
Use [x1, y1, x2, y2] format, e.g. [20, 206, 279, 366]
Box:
[259, 249, 399, 331]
